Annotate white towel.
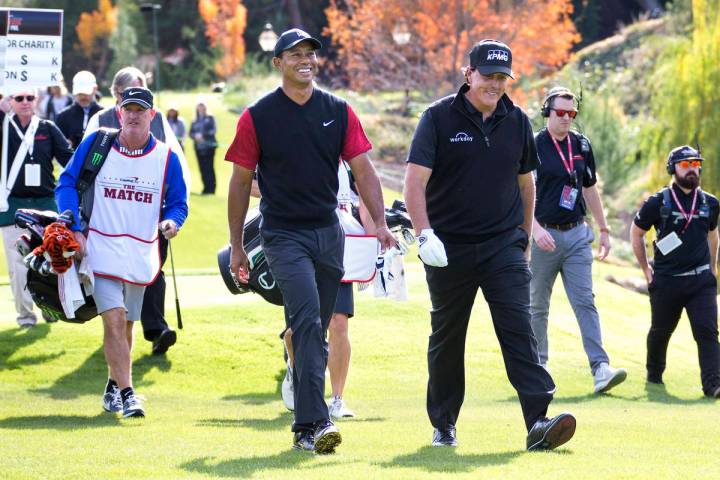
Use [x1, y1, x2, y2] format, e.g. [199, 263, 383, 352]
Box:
[372, 248, 408, 301]
[58, 258, 95, 319]
[58, 262, 85, 319]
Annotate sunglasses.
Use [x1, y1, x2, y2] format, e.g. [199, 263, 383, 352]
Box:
[552, 108, 577, 119]
[676, 160, 702, 168]
[12, 95, 36, 102]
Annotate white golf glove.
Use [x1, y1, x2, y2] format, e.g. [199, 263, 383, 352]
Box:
[418, 228, 448, 267]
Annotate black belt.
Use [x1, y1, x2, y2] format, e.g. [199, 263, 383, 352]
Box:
[540, 220, 583, 231]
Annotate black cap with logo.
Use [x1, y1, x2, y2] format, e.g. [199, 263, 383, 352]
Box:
[469, 39, 514, 79]
[668, 145, 704, 164]
[120, 86, 154, 110]
[273, 28, 322, 57]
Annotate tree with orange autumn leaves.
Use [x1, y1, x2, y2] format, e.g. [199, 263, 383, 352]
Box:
[75, 0, 117, 81]
[325, 0, 580, 95]
[198, 0, 248, 79]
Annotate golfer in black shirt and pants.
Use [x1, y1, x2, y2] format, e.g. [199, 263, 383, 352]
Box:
[405, 40, 576, 451]
[631, 145, 720, 398]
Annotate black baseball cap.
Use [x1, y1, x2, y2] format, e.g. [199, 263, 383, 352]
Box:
[120, 86, 153, 110]
[668, 145, 703, 164]
[273, 28, 322, 57]
[469, 39, 514, 79]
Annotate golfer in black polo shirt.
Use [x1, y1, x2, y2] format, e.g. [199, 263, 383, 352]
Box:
[404, 39, 576, 451]
[225, 28, 395, 454]
[631, 146, 720, 398]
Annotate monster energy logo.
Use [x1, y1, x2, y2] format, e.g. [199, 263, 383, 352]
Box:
[91, 152, 103, 166]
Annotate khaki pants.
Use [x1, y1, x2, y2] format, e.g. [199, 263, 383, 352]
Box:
[1, 224, 36, 326]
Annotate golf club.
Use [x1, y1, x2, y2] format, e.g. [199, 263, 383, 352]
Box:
[167, 238, 183, 329]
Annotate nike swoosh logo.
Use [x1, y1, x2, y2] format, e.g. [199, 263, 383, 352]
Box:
[128, 91, 141, 96]
[323, 120, 335, 127]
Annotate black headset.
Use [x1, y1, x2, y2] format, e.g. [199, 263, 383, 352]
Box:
[541, 86, 580, 118]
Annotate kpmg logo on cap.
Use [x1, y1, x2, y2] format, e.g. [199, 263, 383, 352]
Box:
[487, 50, 509, 62]
[450, 132, 473, 143]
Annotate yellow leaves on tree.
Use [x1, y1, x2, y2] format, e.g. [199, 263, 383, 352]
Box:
[199, 0, 247, 78]
[325, 0, 580, 96]
[76, 0, 118, 59]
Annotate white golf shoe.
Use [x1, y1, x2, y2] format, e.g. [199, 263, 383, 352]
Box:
[593, 362, 627, 393]
[328, 396, 355, 419]
[281, 363, 294, 411]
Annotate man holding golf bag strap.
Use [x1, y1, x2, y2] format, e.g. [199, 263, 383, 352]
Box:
[226, 28, 395, 454]
[404, 39, 575, 450]
[56, 87, 188, 418]
[85, 66, 191, 356]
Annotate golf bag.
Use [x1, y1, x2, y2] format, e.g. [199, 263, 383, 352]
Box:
[217, 209, 283, 306]
[15, 209, 97, 323]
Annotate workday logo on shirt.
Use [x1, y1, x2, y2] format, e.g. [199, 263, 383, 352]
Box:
[449, 132, 473, 143]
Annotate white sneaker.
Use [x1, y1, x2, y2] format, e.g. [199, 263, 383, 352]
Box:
[593, 362, 627, 393]
[328, 396, 355, 419]
[281, 363, 294, 411]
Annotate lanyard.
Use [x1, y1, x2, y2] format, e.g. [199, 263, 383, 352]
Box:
[9, 115, 38, 158]
[670, 185, 698, 233]
[551, 135, 573, 175]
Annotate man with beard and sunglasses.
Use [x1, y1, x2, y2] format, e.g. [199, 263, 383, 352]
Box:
[530, 87, 627, 394]
[631, 146, 720, 398]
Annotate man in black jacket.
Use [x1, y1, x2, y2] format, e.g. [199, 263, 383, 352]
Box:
[0, 89, 73, 328]
[56, 71, 102, 149]
[404, 39, 576, 451]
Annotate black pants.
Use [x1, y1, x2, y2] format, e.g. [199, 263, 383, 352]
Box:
[425, 228, 555, 431]
[261, 223, 344, 431]
[648, 271, 720, 394]
[195, 147, 216, 194]
[141, 235, 170, 341]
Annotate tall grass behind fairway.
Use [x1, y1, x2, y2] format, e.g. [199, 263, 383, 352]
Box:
[1, 258, 719, 478]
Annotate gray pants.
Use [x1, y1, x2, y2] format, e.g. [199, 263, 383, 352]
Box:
[529, 222, 609, 373]
[1, 224, 36, 326]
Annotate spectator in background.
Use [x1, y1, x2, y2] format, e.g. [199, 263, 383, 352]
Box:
[38, 82, 73, 122]
[190, 100, 217, 195]
[0, 88, 73, 328]
[166, 106, 186, 151]
[56, 71, 103, 149]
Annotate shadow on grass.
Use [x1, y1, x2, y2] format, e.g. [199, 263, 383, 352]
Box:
[197, 411, 292, 431]
[644, 382, 710, 405]
[0, 413, 120, 430]
[381, 446, 525, 473]
[31, 347, 106, 399]
[181, 451, 331, 478]
[134, 353, 172, 387]
[0, 324, 64, 370]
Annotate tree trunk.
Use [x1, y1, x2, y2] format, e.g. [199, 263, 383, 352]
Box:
[286, 0, 304, 28]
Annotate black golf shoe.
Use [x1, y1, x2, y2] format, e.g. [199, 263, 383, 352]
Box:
[526, 413, 576, 451]
[293, 430, 315, 451]
[431, 425, 457, 447]
[313, 420, 341, 454]
[152, 328, 177, 355]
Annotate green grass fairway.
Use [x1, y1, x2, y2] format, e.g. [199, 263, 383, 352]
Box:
[1, 256, 719, 479]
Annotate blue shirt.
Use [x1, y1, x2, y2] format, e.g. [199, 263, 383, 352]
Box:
[56, 132, 188, 231]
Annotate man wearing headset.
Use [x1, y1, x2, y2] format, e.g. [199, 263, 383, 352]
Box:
[630, 146, 720, 398]
[530, 87, 627, 393]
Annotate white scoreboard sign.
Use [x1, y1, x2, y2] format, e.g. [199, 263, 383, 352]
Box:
[0, 8, 63, 95]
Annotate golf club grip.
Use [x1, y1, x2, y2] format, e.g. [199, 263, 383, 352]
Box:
[176, 298, 183, 329]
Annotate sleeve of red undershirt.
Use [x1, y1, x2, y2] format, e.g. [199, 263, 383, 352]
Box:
[225, 108, 260, 170]
[341, 104, 372, 161]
